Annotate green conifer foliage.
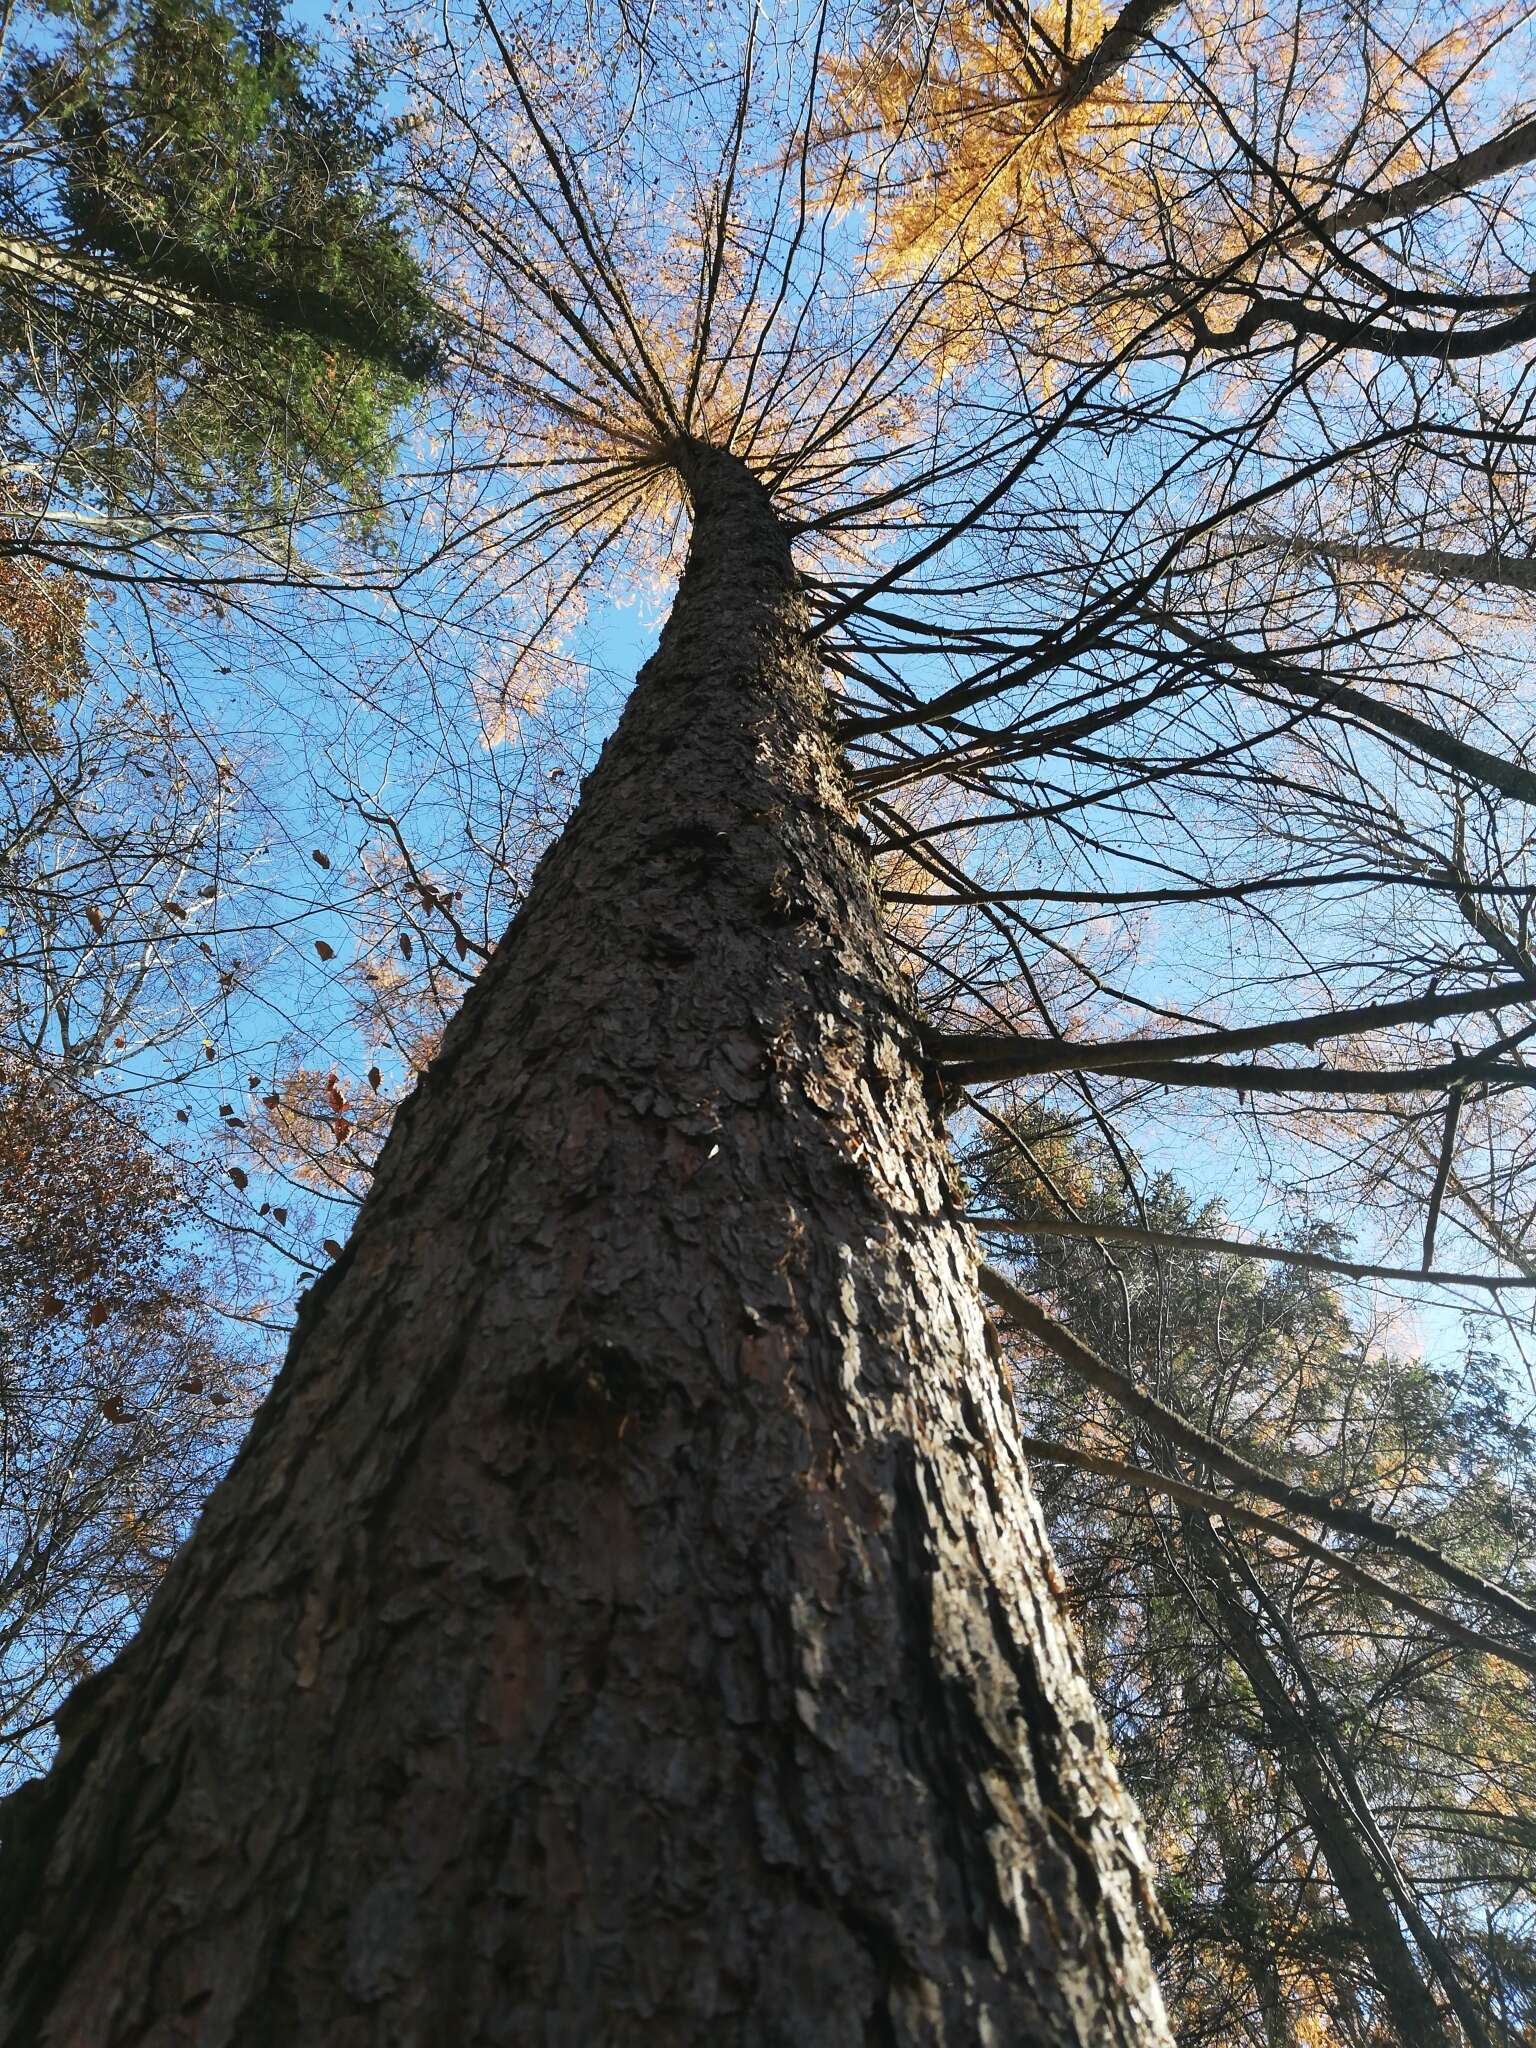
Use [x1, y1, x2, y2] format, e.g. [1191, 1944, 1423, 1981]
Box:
[0, 0, 441, 532]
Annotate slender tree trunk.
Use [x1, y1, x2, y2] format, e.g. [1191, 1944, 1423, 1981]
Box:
[1204, 1796, 1295, 2048]
[1244, 1922, 1298, 2048]
[0, 444, 1169, 2046]
[1183, 1514, 1460, 2048]
[1224, 1546, 1495, 2048]
[1273, 531, 1536, 594]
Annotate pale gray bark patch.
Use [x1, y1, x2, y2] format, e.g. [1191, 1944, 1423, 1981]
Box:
[0, 443, 1170, 2047]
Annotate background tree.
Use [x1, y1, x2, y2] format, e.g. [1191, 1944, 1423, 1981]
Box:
[0, 0, 451, 1796]
[969, 1115, 1536, 2043]
[0, 1049, 253, 1782]
[0, 550, 85, 751]
[827, 0, 1536, 1293]
[0, 0, 443, 575]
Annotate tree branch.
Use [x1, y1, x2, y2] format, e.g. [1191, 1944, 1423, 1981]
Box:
[928, 979, 1536, 1082]
[1014, 1434, 1536, 1678]
[978, 1262, 1536, 1636]
[967, 1210, 1536, 1291]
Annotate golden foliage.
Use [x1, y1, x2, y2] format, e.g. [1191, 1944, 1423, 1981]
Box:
[242, 1064, 403, 1204]
[819, 0, 1158, 365]
[0, 551, 87, 753]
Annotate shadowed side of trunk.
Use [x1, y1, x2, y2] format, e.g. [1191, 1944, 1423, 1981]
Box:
[0, 443, 1170, 2046]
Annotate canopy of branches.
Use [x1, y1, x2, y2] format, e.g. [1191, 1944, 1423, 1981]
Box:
[3, 0, 1536, 2037]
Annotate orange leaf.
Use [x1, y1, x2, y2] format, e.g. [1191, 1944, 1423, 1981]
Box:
[314, 939, 336, 962]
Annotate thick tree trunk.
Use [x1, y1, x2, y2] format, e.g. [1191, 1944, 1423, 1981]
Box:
[0, 444, 1169, 2046]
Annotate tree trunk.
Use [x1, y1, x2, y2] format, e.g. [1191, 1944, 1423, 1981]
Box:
[1183, 1514, 1461, 2048]
[1275, 531, 1536, 594]
[1204, 1794, 1296, 2048]
[0, 444, 1169, 2046]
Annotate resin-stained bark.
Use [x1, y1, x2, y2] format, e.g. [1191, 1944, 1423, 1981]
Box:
[0, 446, 1170, 2046]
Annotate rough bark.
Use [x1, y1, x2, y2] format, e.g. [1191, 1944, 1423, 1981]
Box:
[0, 443, 1169, 2046]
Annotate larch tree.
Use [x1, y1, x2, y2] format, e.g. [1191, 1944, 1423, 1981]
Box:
[1, 0, 1536, 2040]
[0, 4, 1176, 2040]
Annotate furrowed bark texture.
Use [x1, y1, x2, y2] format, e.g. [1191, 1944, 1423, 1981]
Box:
[0, 445, 1169, 2046]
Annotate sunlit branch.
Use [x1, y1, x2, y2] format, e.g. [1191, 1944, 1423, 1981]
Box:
[967, 1208, 1536, 1290]
[1013, 1434, 1536, 1678]
[978, 1263, 1536, 1635]
[931, 979, 1536, 1082]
